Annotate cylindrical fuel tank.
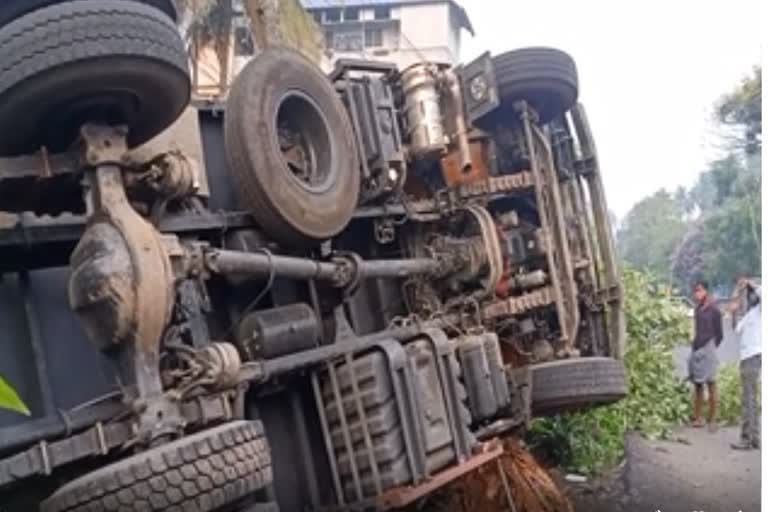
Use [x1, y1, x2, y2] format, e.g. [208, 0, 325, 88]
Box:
[401, 63, 446, 158]
[236, 303, 319, 360]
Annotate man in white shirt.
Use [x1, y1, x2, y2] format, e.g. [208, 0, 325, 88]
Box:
[731, 278, 761, 450]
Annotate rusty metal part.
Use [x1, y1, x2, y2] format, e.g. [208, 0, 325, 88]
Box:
[373, 218, 396, 244]
[68, 125, 179, 446]
[70, 188, 173, 355]
[69, 166, 174, 383]
[200, 342, 242, 389]
[441, 141, 490, 188]
[483, 286, 556, 318]
[531, 122, 580, 346]
[78, 124, 129, 167]
[456, 171, 534, 199]
[149, 150, 200, 199]
[442, 68, 473, 174]
[516, 102, 579, 353]
[131, 393, 186, 446]
[464, 205, 504, 296]
[401, 63, 446, 158]
[430, 235, 486, 286]
[0, 390, 239, 489]
[377, 441, 504, 509]
[204, 248, 442, 288]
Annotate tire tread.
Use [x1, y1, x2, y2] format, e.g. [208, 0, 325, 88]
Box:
[41, 421, 271, 512]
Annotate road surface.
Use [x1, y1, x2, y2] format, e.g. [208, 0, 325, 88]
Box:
[565, 427, 761, 512]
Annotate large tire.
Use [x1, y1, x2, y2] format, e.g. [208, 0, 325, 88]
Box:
[225, 47, 361, 247]
[0, 0, 190, 156]
[486, 47, 578, 125]
[41, 421, 272, 512]
[530, 357, 627, 415]
[0, 0, 178, 27]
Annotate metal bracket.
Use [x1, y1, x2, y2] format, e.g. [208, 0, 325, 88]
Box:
[459, 51, 500, 124]
[374, 218, 396, 244]
[79, 124, 129, 167]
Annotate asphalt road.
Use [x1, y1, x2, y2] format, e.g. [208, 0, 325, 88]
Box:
[566, 427, 761, 512]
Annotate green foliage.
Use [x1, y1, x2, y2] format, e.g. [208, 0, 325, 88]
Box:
[718, 363, 742, 426]
[0, 376, 29, 416]
[527, 402, 627, 475]
[672, 154, 761, 288]
[617, 190, 688, 282]
[717, 362, 761, 427]
[527, 268, 691, 474]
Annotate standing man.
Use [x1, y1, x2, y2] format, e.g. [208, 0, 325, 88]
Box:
[732, 278, 761, 450]
[689, 280, 723, 432]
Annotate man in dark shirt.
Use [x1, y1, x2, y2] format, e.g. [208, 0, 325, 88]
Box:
[689, 280, 724, 431]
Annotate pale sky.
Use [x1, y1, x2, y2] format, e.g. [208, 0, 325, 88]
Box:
[459, 0, 762, 218]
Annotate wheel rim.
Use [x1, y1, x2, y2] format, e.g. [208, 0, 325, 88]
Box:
[274, 90, 336, 193]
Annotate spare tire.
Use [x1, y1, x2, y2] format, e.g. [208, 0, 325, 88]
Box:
[484, 47, 578, 125]
[225, 47, 361, 247]
[530, 357, 627, 415]
[0, 0, 190, 156]
[41, 421, 272, 512]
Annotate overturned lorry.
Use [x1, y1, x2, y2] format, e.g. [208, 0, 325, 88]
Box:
[0, 1, 626, 511]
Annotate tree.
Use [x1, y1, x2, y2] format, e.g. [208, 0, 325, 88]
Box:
[669, 152, 760, 289]
[670, 221, 708, 289]
[617, 190, 687, 282]
[623, 66, 761, 290]
[176, 0, 326, 95]
[716, 66, 762, 155]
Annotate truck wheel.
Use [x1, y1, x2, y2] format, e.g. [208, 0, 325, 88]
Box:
[488, 47, 578, 125]
[0, 0, 178, 28]
[529, 357, 627, 415]
[41, 421, 272, 512]
[225, 47, 361, 247]
[0, 0, 190, 156]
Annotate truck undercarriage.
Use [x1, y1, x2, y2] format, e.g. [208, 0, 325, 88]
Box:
[0, 2, 626, 511]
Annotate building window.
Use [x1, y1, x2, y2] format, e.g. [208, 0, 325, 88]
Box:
[344, 8, 361, 21]
[334, 31, 363, 51]
[365, 28, 383, 47]
[326, 8, 342, 23]
[373, 6, 391, 20]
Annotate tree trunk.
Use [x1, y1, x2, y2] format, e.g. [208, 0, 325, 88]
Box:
[243, 0, 283, 51]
